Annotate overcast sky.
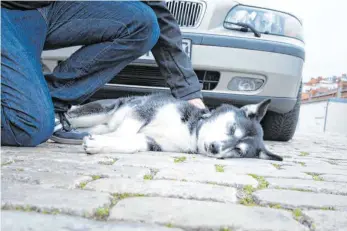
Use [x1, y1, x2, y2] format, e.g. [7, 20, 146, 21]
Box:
[279, 0, 347, 81]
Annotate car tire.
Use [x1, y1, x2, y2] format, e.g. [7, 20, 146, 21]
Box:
[261, 83, 302, 142]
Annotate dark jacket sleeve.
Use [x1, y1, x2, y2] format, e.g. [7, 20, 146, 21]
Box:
[143, 1, 203, 101]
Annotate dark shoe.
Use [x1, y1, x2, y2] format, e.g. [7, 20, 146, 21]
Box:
[50, 112, 89, 145]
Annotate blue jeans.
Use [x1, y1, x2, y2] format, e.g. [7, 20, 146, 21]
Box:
[1, 1, 160, 146]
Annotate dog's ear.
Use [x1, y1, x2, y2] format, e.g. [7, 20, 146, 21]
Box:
[240, 99, 271, 122]
[259, 148, 283, 161]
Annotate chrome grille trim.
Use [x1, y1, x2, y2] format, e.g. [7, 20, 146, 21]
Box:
[166, 0, 205, 28]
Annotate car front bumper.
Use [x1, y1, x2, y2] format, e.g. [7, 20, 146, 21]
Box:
[41, 32, 305, 114]
[94, 32, 304, 113]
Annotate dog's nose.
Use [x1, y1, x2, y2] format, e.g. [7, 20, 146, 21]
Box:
[209, 143, 220, 154]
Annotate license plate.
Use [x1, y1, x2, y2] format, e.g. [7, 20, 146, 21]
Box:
[138, 38, 192, 61]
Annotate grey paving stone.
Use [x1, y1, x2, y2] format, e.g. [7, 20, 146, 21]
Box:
[1, 151, 119, 165]
[186, 156, 279, 167]
[86, 178, 237, 203]
[1, 183, 112, 218]
[114, 155, 180, 169]
[321, 174, 347, 183]
[266, 178, 347, 195]
[254, 189, 347, 210]
[1, 169, 92, 189]
[2, 159, 150, 179]
[303, 210, 347, 231]
[283, 165, 347, 176]
[223, 165, 312, 179]
[109, 197, 308, 231]
[154, 167, 258, 188]
[1, 211, 183, 231]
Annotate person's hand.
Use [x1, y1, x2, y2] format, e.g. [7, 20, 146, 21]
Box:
[188, 98, 206, 109]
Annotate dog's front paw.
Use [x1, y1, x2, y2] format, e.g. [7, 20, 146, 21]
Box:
[83, 135, 103, 154]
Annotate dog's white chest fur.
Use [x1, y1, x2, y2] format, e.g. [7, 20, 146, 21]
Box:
[140, 104, 196, 152]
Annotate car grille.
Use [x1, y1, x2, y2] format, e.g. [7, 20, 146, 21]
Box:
[166, 0, 205, 27]
[108, 65, 220, 91]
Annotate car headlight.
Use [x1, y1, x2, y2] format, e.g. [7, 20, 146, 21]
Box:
[224, 5, 304, 41]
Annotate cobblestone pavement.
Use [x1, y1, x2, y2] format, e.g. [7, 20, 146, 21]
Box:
[1, 132, 347, 231]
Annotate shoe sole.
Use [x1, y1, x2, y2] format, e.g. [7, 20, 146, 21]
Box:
[50, 135, 83, 145]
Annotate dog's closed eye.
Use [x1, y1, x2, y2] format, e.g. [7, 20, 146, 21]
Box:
[228, 124, 236, 135]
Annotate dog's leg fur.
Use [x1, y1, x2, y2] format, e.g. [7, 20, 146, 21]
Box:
[103, 117, 145, 137]
[82, 124, 111, 135]
[83, 134, 149, 154]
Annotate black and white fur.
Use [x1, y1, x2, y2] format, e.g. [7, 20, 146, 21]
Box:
[66, 93, 283, 161]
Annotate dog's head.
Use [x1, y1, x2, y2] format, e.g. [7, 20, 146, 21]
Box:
[197, 99, 282, 161]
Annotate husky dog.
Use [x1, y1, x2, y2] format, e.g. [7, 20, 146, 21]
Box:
[66, 93, 282, 161]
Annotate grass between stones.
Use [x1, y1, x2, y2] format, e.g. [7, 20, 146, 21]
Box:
[1, 160, 14, 166]
[91, 175, 102, 181]
[305, 172, 324, 181]
[299, 151, 309, 157]
[294, 161, 306, 167]
[94, 193, 146, 220]
[320, 206, 335, 211]
[143, 174, 153, 180]
[78, 174, 105, 189]
[143, 169, 158, 180]
[219, 227, 233, 231]
[98, 158, 117, 165]
[292, 208, 303, 221]
[94, 193, 147, 220]
[94, 207, 109, 220]
[78, 181, 88, 189]
[215, 164, 225, 172]
[239, 174, 269, 206]
[165, 223, 174, 228]
[271, 163, 282, 169]
[248, 174, 269, 189]
[269, 203, 282, 209]
[274, 186, 313, 192]
[239, 196, 257, 206]
[290, 188, 314, 192]
[112, 193, 145, 201]
[290, 207, 316, 230]
[2, 205, 60, 215]
[173, 156, 186, 163]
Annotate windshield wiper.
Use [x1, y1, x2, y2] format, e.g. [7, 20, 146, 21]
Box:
[232, 22, 261, 38]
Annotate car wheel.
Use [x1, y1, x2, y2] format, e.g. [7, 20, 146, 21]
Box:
[261, 83, 302, 142]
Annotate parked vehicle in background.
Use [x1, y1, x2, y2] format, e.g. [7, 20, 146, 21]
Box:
[41, 0, 305, 141]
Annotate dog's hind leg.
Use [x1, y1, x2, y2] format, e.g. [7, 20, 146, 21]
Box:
[67, 99, 122, 129]
[83, 134, 150, 154]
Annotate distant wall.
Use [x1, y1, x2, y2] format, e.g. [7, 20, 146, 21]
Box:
[296, 98, 347, 135]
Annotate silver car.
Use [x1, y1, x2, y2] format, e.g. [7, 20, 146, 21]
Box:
[41, 0, 305, 141]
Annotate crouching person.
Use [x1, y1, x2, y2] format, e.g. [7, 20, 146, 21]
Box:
[1, 1, 205, 147]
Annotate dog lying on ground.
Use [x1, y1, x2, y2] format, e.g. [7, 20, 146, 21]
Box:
[65, 93, 283, 161]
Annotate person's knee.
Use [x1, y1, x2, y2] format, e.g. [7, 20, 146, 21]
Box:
[131, 3, 160, 54]
[29, 112, 55, 146]
[1, 106, 55, 147]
